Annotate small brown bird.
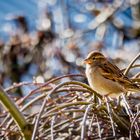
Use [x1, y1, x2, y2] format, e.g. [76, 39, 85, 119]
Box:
[84, 51, 140, 98]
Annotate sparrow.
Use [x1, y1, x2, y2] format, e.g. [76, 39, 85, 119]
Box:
[84, 51, 140, 98]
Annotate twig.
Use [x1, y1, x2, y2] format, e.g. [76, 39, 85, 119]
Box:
[105, 98, 116, 137]
[124, 52, 140, 76]
[39, 115, 83, 137]
[121, 94, 134, 120]
[31, 94, 50, 140]
[81, 105, 92, 140]
[5, 82, 43, 92]
[130, 111, 140, 139]
[31, 74, 85, 95]
[51, 116, 56, 140]
[95, 115, 102, 140]
[41, 109, 85, 120]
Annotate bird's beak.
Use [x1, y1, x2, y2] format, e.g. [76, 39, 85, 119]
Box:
[84, 58, 92, 64]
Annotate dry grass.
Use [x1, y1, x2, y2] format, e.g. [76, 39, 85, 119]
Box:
[0, 71, 140, 139]
[0, 53, 140, 140]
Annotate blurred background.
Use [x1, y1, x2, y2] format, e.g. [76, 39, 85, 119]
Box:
[0, 0, 140, 96]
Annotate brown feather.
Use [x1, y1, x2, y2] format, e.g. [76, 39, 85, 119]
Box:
[99, 60, 140, 91]
[85, 51, 140, 94]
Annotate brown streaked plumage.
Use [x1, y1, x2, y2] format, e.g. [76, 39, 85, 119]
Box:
[84, 51, 140, 98]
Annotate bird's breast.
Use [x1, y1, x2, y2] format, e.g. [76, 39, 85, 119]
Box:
[85, 65, 124, 97]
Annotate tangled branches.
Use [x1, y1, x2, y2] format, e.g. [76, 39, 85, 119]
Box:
[0, 73, 139, 139]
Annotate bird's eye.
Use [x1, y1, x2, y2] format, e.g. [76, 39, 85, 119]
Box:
[92, 57, 95, 60]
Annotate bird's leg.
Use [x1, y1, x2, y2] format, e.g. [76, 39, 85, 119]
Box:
[116, 95, 122, 106]
[102, 93, 112, 104]
[102, 93, 115, 107]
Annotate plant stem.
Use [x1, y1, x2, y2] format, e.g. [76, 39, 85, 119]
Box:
[0, 85, 32, 139]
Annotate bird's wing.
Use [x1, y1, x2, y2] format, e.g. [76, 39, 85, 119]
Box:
[99, 61, 132, 85]
[97, 60, 139, 92]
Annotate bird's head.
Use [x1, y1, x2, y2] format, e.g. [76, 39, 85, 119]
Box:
[84, 51, 105, 65]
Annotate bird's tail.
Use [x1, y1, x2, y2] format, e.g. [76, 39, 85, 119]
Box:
[127, 83, 140, 93]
